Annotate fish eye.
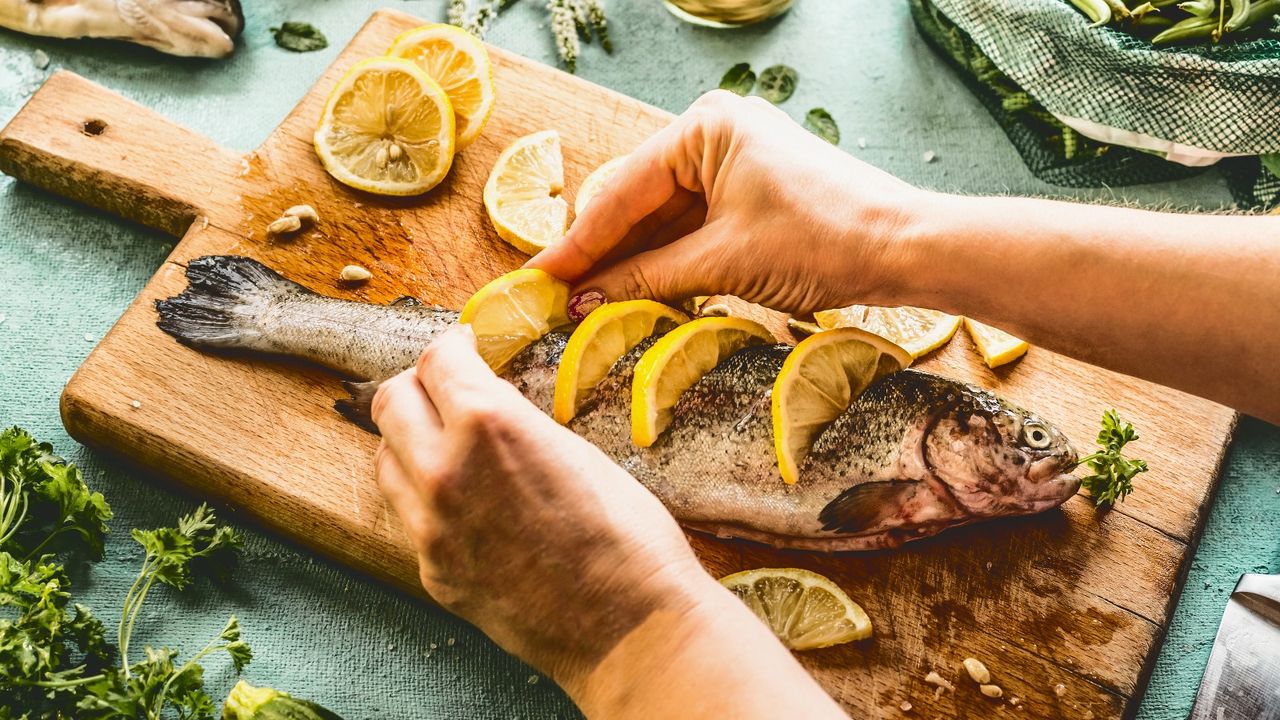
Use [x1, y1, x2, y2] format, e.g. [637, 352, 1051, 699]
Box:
[1023, 422, 1052, 449]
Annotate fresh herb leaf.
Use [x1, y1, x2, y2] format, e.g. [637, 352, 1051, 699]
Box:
[803, 108, 840, 145]
[0, 426, 112, 561]
[1079, 410, 1148, 507]
[719, 63, 756, 96]
[271, 22, 328, 53]
[756, 65, 798, 104]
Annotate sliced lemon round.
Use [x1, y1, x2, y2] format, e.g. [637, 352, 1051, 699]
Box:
[631, 316, 773, 447]
[313, 57, 456, 196]
[814, 305, 961, 359]
[720, 567, 873, 650]
[554, 300, 689, 425]
[387, 24, 496, 149]
[773, 328, 910, 485]
[484, 130, 568, 255]
[459, 268, 570, 371]
[964, 317, 1030, 368]
[574, 155, 628, 215]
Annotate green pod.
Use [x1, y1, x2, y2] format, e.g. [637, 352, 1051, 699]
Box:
[1069, 0, 1114, 26]
[223, 681, 346, 720]
[1227, 0, 1280, 31]
[1177, 0, 1217, 17]
[1152, 13, 1220, 43]
[1227, 0, 1253, 30]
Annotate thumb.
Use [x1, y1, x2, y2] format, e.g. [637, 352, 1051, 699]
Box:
[568, 224, 724, 313]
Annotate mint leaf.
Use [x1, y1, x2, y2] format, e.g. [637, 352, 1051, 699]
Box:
[719, 63, 756, 95]
[271, 22, 328, 53]
[757, 65, 797, 104]
[803, 108, 840, 145]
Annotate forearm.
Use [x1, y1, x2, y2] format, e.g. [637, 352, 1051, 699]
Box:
[568, 577, 847, 720]
[879, 193, 1280, 421]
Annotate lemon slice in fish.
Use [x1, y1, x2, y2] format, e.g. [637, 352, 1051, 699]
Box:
[387, 24, 496, 149]
[554, 300, 689, 425]
[631, 316, 773, 447]
[720, 567, 873, 650]
[772, 328, 910, 485]
[485, 130, 569, 255]
[814, 305, 960, 359]
[460, 269, 570, 372]
[574, 155, 628, 215]
[964, 317, 1030, 368]
[313, 57, 456, 196]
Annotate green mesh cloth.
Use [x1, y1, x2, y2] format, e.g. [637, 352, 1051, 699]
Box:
[909, 0, 1280, 208]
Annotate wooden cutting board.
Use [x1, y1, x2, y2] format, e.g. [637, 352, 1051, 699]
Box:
[0, 9, 1237, 719]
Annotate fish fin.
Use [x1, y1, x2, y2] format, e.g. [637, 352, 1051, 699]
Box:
[819, 481, 926, 534]
[155, 255, 303, 350]
[335, 380, 381, 434]
[389, 295, 422, 307]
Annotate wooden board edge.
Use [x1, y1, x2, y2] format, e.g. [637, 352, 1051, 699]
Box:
[59, 374, 429, 600]
[1122, 410, 1239, 720]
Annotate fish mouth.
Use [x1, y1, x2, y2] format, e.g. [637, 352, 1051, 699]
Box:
[1020, 472, 1082, 512]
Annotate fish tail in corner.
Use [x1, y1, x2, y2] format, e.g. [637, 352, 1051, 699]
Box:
[335, 380, 381, 434]
[155, 255, 301, 351]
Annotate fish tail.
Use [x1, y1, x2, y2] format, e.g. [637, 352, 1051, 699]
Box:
[335, 380, 381, 434]
[156, 255, 303, 350]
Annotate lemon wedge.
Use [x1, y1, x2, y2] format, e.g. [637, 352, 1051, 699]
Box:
[772, 328, 910, 485]
[574, 155, 628, 215]
[554, 300, 689, 425]
[484, 130, 569, 255]
[964, 317, 1030, 368]
[814, 305, 960, 359]
[720, 568, 873, 650]
[313, 57, 456, 196]
[459, 268, 570, 371]
[631, 316, 773, 447]
[387, 24, 496, 149]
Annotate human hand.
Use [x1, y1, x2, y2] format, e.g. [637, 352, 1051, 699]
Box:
[370, 324, 716, 691]
[527, 89, 924, 316]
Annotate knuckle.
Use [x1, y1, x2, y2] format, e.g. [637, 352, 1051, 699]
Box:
[692, 89, 738, 113]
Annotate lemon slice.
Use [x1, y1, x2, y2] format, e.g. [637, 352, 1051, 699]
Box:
[631, 317, 773, 447]
[313, 57, 456, 196]
[387, 24, 496, 149]
[574, 155, 628, 215]
[554, 300, 689, 425]
[964, 317, 1030, 368]
[459, 268, 570, 371]
[720, 568, 873, 650]
[814, 305, 960, 359]
[772, 328, 910, 485]
[484, 130, 569, 255]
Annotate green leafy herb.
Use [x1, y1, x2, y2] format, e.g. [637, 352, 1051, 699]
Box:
[756, 65, 798, 104]
[0, 429, 254, 719]
[271, 22, 328, 53]
[1079, 410, 1148, 507]
[719, 63, 756, 96]
[803, 108, 840, 145]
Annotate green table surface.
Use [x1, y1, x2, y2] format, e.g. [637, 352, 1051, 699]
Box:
[1, 1, 1277, 717]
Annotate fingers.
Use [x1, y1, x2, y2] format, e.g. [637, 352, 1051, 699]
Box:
[414, 324, 521, 426]
[570, 222, 726, 305]
[528, 94, 730, 282]
[374, 441, 432, 548]
[371, 367, 443, 474]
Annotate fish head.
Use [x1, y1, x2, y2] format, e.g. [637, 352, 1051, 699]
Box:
[925, 387, 1079, 519]
[131, 0, 245, 58]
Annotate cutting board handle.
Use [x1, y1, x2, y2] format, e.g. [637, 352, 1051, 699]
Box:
[0, 71, 241, 238]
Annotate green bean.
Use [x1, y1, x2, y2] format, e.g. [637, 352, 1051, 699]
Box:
[1177, 0, 1217, 17]
[1226, 0, 1280, 30]
[1134, 13, 1177, 27]
[1069, 0, 1114, 26]
[1226, 0, 1253, 29]
[1151, 13, 1220, 42]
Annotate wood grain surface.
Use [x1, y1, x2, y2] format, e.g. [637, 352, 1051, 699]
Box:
[0, 9, 1237, 719]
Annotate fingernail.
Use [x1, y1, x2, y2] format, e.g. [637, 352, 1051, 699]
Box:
[567, 289, 606, 322]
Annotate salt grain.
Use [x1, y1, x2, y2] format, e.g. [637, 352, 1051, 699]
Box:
[857, 137, 867, 149]
[33, 49, 50, 70]
[83, 333, 93, 342]
[900, 701, 912, 712]
[130, 400, 141, 409]
[0, 314, 6, 324]
[447, 637, 456, 646]
[923, 150, 937, 163]
[1053, 683, 1066, 698]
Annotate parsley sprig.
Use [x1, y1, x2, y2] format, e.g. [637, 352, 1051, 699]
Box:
[0, 427, 251, 719]
[1079, 410, 1148, 507]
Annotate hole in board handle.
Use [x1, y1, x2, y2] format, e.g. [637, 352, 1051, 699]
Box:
[82, 119, 107, 136]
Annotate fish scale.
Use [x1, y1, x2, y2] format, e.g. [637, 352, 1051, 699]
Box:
[156, 255, 1081, 551]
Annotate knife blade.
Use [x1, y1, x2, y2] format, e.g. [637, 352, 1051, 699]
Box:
[1189, 573, 1280, 720]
